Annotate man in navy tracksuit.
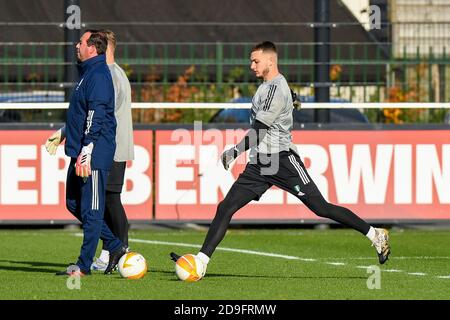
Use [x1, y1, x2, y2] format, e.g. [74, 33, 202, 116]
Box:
[57, 30, 127, 276]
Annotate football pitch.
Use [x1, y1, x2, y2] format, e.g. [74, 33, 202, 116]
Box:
[0, 227, 449, 300]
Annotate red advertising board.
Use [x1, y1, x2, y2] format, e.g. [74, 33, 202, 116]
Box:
[155, 129, 450, 221]
[0, 130, 153, 221]
[2, 129, 450, 222]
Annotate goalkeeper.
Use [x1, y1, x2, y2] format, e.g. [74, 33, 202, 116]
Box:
[171, 41, 390, 277]
[49, 30, 126, 276]
[46, 29, 134, 272]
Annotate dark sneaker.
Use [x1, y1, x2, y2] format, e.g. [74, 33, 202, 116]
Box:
[170, 252, 181, 262]
[371, 228, 391, 264]
[104, 246, 127, 275]
[55, 264, 90, 276]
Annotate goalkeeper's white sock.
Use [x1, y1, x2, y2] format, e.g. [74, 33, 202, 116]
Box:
[366, 226, 376, 242]
[197, 252, 210, 265]
[99, 249, 110, 263]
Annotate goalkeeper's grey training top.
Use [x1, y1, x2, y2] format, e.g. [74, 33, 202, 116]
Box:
[250, 74, 296, 156]
[108, 63, 135, 161]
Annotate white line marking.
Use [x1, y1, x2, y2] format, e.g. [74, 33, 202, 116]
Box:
[131, 238, 315, 261]
[407, 272, 427, 276]
[395, 256, 450, 260]
[299, 258, 317, 262]
[327, 256, 450, 260]
[326, 262, 346, 266]
[74, 234, 316, 262]
[72, 234, 444, 280]
[6, 102, 450, 110]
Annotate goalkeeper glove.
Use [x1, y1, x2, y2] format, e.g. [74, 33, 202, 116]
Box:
[75, 143, 93, 179]
[291, 89, 301, 110]
[45, 128, 65, 155]
[221, 146, 240, 170]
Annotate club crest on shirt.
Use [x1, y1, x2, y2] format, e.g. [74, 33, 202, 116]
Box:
[258, 96, 265, 106]
[294, 185, 305, 196]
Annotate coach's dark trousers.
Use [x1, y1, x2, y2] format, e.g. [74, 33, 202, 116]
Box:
[65, 158, 122, 273]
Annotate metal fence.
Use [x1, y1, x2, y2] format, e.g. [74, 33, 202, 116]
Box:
[1, 5, 450, 126]
[1, 40, 449, 103]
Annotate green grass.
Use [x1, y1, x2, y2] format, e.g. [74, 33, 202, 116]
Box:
[0, 228, 449, 300]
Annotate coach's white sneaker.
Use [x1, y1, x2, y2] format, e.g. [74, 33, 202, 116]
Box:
[91, 257, 108, 271]
[371, 228, 391, 264]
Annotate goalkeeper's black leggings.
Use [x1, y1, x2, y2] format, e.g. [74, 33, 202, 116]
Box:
[102, 191, 129, 248]
[200, 184, 370, 258]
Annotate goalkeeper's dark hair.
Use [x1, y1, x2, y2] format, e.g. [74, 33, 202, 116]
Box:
[251, 41, 277, 54]
[84, 29, 107, 55]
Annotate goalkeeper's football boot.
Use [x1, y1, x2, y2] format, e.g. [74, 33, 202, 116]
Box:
[170, 252, 207, 277]
[170, 252, 181, 262]
[55, 264, 90, 276]
[371, 228, 391, 264]
[104, 245, 127, 275]
[197, 257, 207, 278]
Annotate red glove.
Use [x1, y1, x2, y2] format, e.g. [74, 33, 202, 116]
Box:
[76, 143, 93, 179]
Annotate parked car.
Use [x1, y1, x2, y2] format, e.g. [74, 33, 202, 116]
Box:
[0, 91, 64, 103]
[209, 96, 370, 124]
[0, 91, 65, 122]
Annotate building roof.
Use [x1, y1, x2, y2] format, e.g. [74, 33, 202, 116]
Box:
[0, 0, 388, 83]
[1, 0, 383, 44]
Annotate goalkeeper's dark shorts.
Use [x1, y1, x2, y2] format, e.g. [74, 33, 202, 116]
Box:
[233, 150, 322, 201]
[106, 161, 126, 193]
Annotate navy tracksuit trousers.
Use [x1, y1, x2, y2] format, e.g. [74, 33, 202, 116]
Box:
[66, 158, 122, 273]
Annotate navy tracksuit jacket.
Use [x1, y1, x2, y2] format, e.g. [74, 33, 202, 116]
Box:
[65, 54, 122, 273]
